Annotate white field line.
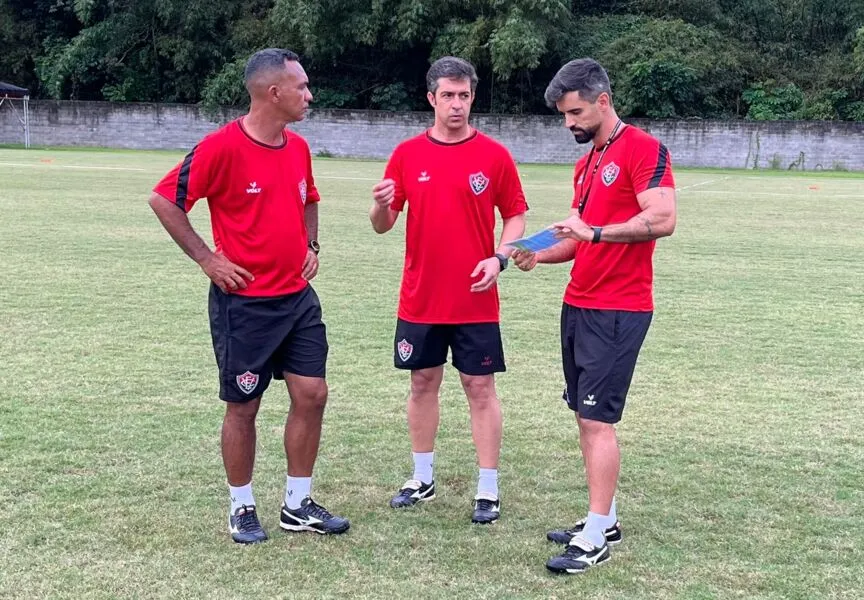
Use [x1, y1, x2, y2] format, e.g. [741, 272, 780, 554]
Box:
[0, 161, 145, 172]
[676, 176, 731, 191]
[688, 190, 864, 198]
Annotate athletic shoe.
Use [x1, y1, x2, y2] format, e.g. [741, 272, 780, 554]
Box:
[546, 534, 611, 574]
[228, 504, 268, 544]
[279, 497, 350, 535]
[547, 518, 622, 545]
[471, 494, 501, 524]
[389, 479, 436, 508]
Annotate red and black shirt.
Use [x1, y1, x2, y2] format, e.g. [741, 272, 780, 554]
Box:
[154, 118, 319, 297]
[565, 125, 675, 312]
[385, 130, 528, 324]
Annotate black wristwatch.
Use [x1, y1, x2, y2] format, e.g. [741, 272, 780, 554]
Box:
[495, 252, 509, 271]
[308, 240, 320, 255]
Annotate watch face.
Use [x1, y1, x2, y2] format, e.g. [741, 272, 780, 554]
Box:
[309, 240, 320, 253]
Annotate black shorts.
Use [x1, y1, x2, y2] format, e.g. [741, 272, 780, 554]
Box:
[561, 305, 652, 423]
[209, 284, 328, 402]
[394, 319, 505, 376]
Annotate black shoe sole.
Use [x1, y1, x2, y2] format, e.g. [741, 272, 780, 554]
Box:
[231, 535, 268, 544]
[546, 553, 611, 574]
[279, 521, 350, 535]
[471, 514, 500, 525]
[390, 493, 436, 509]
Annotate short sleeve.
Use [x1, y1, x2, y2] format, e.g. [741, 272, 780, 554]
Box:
[384, 145, 406, 212]
[630, 139, 675, 194]
[303, 139, 321, 204]
[152, 134, 221, 212]
[495, 152, 528, 218]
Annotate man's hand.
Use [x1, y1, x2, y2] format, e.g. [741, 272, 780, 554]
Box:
[470, 257, 502, 292]
[200, 253, 254, 293]
[301, 249, 319, 281]
[372, 178, 396, 207]
[551, 215, 593, 242]
[511, 249, 539, 272]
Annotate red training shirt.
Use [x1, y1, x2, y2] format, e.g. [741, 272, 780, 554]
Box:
[565, 125, 675, 311]
[385, 130, 528, 324]
[153, 118, 320, 297]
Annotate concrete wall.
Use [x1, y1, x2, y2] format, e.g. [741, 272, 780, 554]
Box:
[2, 100, 863, 170]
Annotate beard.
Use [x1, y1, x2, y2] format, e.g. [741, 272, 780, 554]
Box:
[570, 124, 599, 144]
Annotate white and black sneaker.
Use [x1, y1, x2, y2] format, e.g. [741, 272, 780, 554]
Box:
[546, 534, 611, 574]
[389, 479, 436, 508]
[228, 504, 268, 544]
[547, 518, 622, 545]
[279, 497, 350, 535]
[471, 494, 501, 524]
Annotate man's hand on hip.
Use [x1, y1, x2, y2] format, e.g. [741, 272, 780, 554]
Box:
[200, 253, 254, 293]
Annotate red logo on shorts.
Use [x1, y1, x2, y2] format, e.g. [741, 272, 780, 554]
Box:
[481, 356, 493, 366]
[397, 339, 413, 362]
[236, 371, 259, 395]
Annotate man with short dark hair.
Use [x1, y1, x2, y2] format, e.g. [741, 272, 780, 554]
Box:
[149, 48, 349, 544]
[512, 58, 676, 573]
[370, 56, 528, 524]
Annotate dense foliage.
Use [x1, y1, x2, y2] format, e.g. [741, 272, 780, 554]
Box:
[2, 0, 862, 119]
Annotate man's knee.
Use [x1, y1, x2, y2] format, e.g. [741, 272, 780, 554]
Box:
[577, 415, 616, 438]
[461, 374, 497, 408]
[411, 368, 442, 397]
[289, 378, 328, 413]
[225, 397, 261, 422]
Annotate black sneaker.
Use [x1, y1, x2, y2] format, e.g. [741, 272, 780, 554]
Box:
[547, 518, 622, 545]
[228, 504, 268, 544]
[546, 534, 611, 574]
[279, 497, 350, 535]
[471, 494, 501, 524]
[389, 479, 436, 508]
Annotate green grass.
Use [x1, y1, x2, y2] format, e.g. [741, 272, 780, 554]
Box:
[1, 148, 862, 599]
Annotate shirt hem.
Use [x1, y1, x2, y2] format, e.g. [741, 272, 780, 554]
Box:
[563, 298, 653, 312]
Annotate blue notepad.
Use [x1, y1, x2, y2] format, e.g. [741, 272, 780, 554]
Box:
[505, 228, 562, 253]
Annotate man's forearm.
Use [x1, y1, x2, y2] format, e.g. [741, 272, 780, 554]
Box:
[537, 238, 577, 264]
[596, 210, 674, 243]
[304, 202, 319, 240]
[496, 214, 526, 257]
[149, 194, 212, 264]
[369, 203, 398, 234]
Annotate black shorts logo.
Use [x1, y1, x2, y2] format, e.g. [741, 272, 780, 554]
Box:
[236, 371, 260, 395]
[397, 338, 413, 362]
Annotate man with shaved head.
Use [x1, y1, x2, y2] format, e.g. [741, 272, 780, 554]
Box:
[149, 48, 349, 544]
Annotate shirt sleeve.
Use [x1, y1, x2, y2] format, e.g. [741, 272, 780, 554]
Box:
[495, 151, 528, 219]
[303, 139, 321, 204]
[384, 145, 406, 212]
[630, 138, 675, 194]
[152, 134, 221, 212]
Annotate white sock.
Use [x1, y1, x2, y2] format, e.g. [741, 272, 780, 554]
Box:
[609, 497, 618, 523]
[229, 483, 255, 513]
[285, 476, 312, 509]
[582, 511, 610, 546]
[476, 468, 499, 498]
[412, 451, 434, 484]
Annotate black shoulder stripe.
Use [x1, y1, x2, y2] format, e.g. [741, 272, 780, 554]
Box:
[175, 145, 197, 211]
[648, 143, 669, 189]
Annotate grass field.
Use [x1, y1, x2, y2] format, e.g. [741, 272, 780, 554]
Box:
[1, 147, 863, 600]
